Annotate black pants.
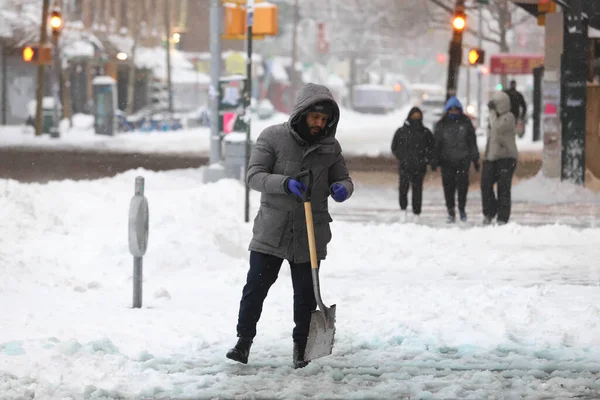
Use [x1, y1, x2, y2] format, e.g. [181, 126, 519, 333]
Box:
[441, 159, 471, 215]
[481, 158, 517, 223]
[399, 167, 426, 215]
[236, 251, 317, 344]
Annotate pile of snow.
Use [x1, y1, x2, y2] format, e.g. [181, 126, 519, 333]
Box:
[0, 168, 600, 398]
[513, 171, 600, 204]
[71, 113, 95, 130]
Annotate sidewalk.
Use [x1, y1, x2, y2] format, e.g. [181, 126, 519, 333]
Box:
[329, 181, 600, 229]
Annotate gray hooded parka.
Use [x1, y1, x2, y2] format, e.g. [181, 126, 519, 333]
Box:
[247, 83, 354, 263]
[484, 91, 519, 161]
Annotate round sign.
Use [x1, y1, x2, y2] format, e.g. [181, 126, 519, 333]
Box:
[129, 196, 149, 257]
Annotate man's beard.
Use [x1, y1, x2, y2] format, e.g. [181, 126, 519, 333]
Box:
[309, 126, 323, 135]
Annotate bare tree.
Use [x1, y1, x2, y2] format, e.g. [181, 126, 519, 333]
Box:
[298, 0, 433, 103]
[427, 0, 536, 53]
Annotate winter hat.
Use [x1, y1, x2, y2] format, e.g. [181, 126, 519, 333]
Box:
[444, 96, 463, 112]
[308, 101, 334, 118]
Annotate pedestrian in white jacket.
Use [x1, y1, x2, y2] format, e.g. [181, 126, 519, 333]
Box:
[481, 91, 523, 225]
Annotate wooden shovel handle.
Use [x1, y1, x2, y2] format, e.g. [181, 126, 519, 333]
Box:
[304, 202, 319, 270]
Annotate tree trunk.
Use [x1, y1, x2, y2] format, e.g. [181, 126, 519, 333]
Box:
[126, 39, 137, 115]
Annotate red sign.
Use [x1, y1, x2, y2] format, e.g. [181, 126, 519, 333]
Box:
[223, 112, 237, 134]
[489, 54, 544, 75]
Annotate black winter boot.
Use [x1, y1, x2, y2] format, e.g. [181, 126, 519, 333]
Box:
[226, 337, 253, 364]
[293, 341, 310, 369]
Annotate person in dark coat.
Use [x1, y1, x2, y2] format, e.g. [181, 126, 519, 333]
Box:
[391, 107, 434, 222]
[226, 83, 353, 369]
[432, 96, 480, 223]
[505, 80, 527, 121]
[505, 80, 527, 137]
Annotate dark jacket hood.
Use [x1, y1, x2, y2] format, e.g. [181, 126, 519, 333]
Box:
[406, 106, 423, 120]
[288, 83, 340, 139]
[405, 107, 424, 125]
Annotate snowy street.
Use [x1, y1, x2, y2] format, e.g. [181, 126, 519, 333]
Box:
[1, 168, 600, 399]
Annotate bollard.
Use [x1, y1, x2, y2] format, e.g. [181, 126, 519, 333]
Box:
[128, 176, 149, 308]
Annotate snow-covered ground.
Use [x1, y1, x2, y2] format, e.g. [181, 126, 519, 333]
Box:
[0, 107, 543, 157]
[1, 168, 599, 399]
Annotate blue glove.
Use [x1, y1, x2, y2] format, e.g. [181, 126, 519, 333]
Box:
[330, 183, 348, 202]
[287, 178, 306, 199]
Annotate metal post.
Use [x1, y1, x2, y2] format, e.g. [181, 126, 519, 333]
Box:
[445, 0, 466, 101]
[477, 3, 483, 128]
[129, 176, 149, 309]
[133, 256, 143, 308]
[244, 0, 255, 223]
[35, 0, 51, 136]
[532, 66, 544, 142]
[209, 0, 222, 165]
[50, 34, 61, 138]
[466, 66, 471, 108]
[165, 0, 174, 114]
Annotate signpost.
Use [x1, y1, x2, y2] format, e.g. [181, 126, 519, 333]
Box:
[244, 0, 255, 223]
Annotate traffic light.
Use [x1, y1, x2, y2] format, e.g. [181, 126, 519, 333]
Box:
[49, 8, 63, 36]
[468, 48, 485, 65]
[452, 12, 466, 32]
[22, 44, 53, 64]
[22, 46, 35, 62]
[222, 0, 278, 39]
[446, 5, 466, 100]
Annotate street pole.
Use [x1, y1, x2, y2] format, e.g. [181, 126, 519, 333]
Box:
[477, 3, 483, 128]
[50, 33, 60, 138]
[244, 0, 255, 223]
[209, 0, 222, 165]
[560, 0, 587, 185]
[446, 0, 466, 101]
[164, 0, 174, 113]
[290, 0, 299, 105]
[35, 0, 51, 136]
[466, 66, 471, 108]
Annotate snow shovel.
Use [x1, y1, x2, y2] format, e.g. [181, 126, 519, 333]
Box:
[296, 170, 337, 362]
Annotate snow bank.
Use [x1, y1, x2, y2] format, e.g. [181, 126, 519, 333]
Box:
[0, 169, 599, 398]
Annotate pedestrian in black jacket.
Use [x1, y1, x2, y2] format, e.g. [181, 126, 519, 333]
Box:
[432, 96, 480, 223]
[504, 80, 528, 137]
[391, 107, 434, 222]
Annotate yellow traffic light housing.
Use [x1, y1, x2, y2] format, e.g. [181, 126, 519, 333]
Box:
[222, 1, 278, 40]
[22, 44, 53, 65]
[50, 9, 63, 35]
[468, 48, 485, 65]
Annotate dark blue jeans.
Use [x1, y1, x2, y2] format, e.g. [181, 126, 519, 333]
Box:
[236, 251, 317, 344]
